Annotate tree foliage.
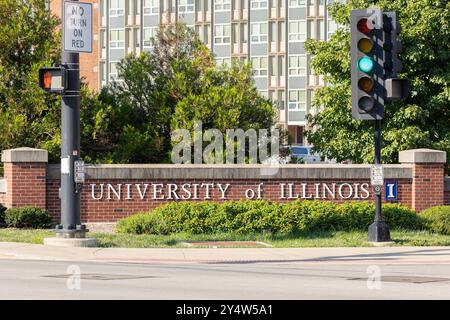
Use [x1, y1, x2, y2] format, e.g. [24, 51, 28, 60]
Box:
[102, 23, 277, 163]
[0, 6, 277, 164]
[0, 0, 61, 161]
[305, 0, 450, 171]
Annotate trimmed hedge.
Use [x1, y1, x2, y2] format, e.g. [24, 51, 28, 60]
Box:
[420, 206, 450, 235]
[0, 203, 6, 224]
[4, 206, 53, 229]
[117, 200, 424, 235]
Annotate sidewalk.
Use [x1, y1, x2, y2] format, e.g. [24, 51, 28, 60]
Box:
[1, 242, 450, 265]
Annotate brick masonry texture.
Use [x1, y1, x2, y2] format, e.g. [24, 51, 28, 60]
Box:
[0, 149, 447, 223]
[46, 177, 412, 222]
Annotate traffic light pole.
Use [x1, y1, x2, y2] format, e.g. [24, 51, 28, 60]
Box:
[55, 49, 85, 238]
[368, 119, 391, 242]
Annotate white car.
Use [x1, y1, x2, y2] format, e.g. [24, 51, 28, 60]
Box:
[290, 146, 322, 163]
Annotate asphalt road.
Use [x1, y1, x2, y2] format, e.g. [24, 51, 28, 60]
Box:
[1, 259, 450, 300]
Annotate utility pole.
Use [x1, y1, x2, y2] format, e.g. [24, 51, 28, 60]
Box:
[40, 1, 93, 244]
[350, 9, 408, 242]
[55, 43, 84, 238]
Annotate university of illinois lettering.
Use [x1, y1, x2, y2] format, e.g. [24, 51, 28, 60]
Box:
[90, 182, 371, 201]
[63, 1, 93, 53]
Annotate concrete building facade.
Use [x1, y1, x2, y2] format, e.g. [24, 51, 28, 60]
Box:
[49, 0, 339, 144]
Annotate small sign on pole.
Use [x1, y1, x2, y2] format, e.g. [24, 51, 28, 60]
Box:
[371, 164, 384, 186]
[63, 1, 93, 53]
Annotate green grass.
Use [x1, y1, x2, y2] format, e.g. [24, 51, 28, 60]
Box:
[1, 228, 450, 247]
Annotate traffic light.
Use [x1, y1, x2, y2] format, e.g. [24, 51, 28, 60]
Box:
[39, 67, 67, 94]
[351, 9, 385, 120]
[382, 12, 409, 101]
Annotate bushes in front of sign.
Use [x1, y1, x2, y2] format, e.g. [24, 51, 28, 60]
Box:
[420, 206, 450, 235]
[0, 203, 6, 225]
[4, 206, 52, 229]
[117, 200, 423, 235]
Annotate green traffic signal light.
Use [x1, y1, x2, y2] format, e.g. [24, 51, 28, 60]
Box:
[358, 56, 375, 73]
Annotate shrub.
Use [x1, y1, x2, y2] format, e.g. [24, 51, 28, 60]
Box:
[0, 203, 6, 224]
[4, 206, 53, 229]
[117, 200, 421, 235]
[383, 203, 426, 230]
[420, 206, 450, 235]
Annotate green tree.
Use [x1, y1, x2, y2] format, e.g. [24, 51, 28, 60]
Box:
[0, 0, 61, 161]
[305, 0, 450, 171]
[106, 23, 277, 163]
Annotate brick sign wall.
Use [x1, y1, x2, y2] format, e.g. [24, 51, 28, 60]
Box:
[0, 148, 448, 223]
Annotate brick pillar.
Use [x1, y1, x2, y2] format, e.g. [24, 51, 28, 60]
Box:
[399, 148, 447, 212]
[1, 147, 48, 209]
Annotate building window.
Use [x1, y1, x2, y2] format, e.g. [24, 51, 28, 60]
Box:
[100, 0, 107, 18]
[289, 0, 306, 7]
[288, 55, 306, 75]
[328, 19, 338, 35]
[241, 23, 248, 43]
[126, 28, 132, 50]
[143, 27, 157, 47]
[259, 90, 269, 98]
[278, 90, 285, 110]
[135, 0, 141, 15]
[269, 56, 276, 76]
[278, 55, 285, 76]
[100, 62, 106, 82]
[215, 0, 231, 11]
[135, 28, 141, 49]
[307, 19, 315, 38]
[232, 24, 238, 45]
[143, 0, 159, 14]
[197, 0, 203, 11]
[288, 90, 306, 110]
[318, 19, 324, 40]
[204, 24, 210, 45]
[278, 21, 285, 43]
[269, 22, 276, 42]
[109, 62, 120, 80]
[100, 30, 107, 49]
[214, 24, 231, 44]
[217, 57, 231, 66]
[251, 0, 268, 9]
[109, 29, 125, 48]
[179, 0, 195, 13]
[251, 22, 268, 43]
[109, 0, 125, 16]
[289, 20, 306, 41]
[251, 56, 268, 76]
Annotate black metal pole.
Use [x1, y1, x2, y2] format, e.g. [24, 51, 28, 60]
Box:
[368, 119, 391, 242]
[55, 0, 85, 238]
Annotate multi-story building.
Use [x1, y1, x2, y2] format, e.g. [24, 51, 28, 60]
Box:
[49, 0, 338, 145]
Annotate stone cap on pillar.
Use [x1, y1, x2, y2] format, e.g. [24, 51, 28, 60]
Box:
[399, 148, 447, 164]
[1, 147, 48, 163]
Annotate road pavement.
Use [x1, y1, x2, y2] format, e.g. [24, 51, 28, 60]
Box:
[1, 243, 450, 299]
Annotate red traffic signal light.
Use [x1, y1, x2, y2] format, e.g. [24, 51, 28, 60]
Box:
[357, 18, 374, 35]
[39, 67, 67, 94]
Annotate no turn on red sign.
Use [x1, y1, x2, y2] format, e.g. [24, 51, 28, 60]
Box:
[63, 1, 93, 53]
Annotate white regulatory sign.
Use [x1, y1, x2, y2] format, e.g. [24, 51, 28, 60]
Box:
[63, 1, 92, 53]
[371, 164, 384, 186]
